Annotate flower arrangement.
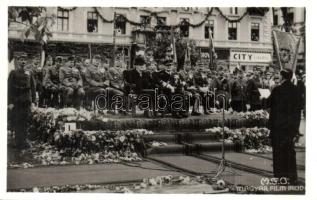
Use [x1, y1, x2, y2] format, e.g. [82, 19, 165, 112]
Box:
[205, 127, 271, 152]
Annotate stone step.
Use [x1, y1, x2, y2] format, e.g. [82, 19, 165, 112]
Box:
[145, 142, 242, 155]
[142, 133, 219, 144]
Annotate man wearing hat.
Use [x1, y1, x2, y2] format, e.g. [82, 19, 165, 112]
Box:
[8, 53, 36, 149]
[43, 55, 63, 108]
[152, 59, 175, 116]
[267, 68, 302, 185]
[123, 55, 154, 116]
[59, 55, 85, 109]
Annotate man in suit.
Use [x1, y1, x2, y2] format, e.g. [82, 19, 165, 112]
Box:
[8, 53, 36, 149]
[267, 68, 302, 185]
[123, 55, 154, 116]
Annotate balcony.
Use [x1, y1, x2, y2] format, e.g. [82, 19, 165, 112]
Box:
[196, 39, 273, 50]
[8, 29, 133, 45]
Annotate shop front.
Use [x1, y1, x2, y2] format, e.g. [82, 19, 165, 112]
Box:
[229, 50, 272, 73]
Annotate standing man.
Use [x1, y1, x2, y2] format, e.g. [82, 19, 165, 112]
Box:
[267, 68, 302, 185]
[231, 70, 247, 112]
[246, 72, 262, 111]
[59, 55, 85, 110]
[8, 53, 36, 149]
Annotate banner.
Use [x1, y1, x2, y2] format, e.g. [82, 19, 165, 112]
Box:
[272, 30, 301, 72]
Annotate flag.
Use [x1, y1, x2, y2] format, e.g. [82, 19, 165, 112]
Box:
[273, 30, 301, 72]
[209, 28, 216, 70]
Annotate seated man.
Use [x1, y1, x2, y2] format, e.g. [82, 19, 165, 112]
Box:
[123, 55, 154, 117]
[84, 55, 123, 112]
[59, 55, 85, 110]
[43, 55, 62, 108]
[193, 64, 211, 115]
[152, 60, 175, 116]
[178, 64, 201, 116]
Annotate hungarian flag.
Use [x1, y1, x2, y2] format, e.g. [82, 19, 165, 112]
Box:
[273, 30, 302, 72]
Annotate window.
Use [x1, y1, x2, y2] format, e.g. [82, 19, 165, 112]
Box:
[251, 23, 260, 41]
[57, 8, 69, 31]
[273, 15, 278, 26]
[204, 20, 214, 39]
[157, 17, 166, 26]
[230, 7, 238, 15]
[115, 14, 126, 34]
[180, 18, 189, 37]
[228, 22, 237, 40]
[288, 12, 294, 25]
[87, 12, 98, 32]
[140, 15, 151, 28]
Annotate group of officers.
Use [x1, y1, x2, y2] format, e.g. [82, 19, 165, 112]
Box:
[8, 51, 291, 119]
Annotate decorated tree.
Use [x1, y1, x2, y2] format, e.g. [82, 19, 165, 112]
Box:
[8, 7, 56, 65]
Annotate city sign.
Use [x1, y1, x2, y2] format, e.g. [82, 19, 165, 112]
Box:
[230, 51, 272, 63]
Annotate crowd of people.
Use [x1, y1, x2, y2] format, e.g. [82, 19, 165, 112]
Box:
[8, 52, 306, 119]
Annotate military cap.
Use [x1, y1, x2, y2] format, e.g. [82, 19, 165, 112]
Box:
[15, 52, 28, 60]
[55, 56, 63, 61]
[162, 59, 173, 66]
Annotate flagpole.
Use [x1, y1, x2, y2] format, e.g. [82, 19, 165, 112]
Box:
[292, 36, 302, 72]
[111, 12, 117, 69]
[171, 27, 177, 66]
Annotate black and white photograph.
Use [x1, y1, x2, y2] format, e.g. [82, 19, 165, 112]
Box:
[3, 2, 313, 198]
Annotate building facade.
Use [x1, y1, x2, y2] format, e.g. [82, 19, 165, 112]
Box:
[8, 7, 275, 71]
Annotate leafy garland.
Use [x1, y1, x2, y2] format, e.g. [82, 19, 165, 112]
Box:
[57, 7, 78, 12]
[60, 7, 268, 28]
[215, 7, 249, 23]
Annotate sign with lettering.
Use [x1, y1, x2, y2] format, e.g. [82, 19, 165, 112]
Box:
[230, 52, 272, 63]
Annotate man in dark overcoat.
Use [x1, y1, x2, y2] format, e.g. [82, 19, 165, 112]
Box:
[267, 68, 302, 185]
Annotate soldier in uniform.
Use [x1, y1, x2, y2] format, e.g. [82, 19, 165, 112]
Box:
[59, 55, 85, 109]
[8, 53, 36, 149]
[84, 55, 123, 112]
[231, 69, 247, 112]
[193, 64, 211, 115]
[178, 64, 200, 116]
[152, 60, 175, 116]
[43, 55, 61, 108]
[109, 62, 125, 92]
[246, 72, 262, 111]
